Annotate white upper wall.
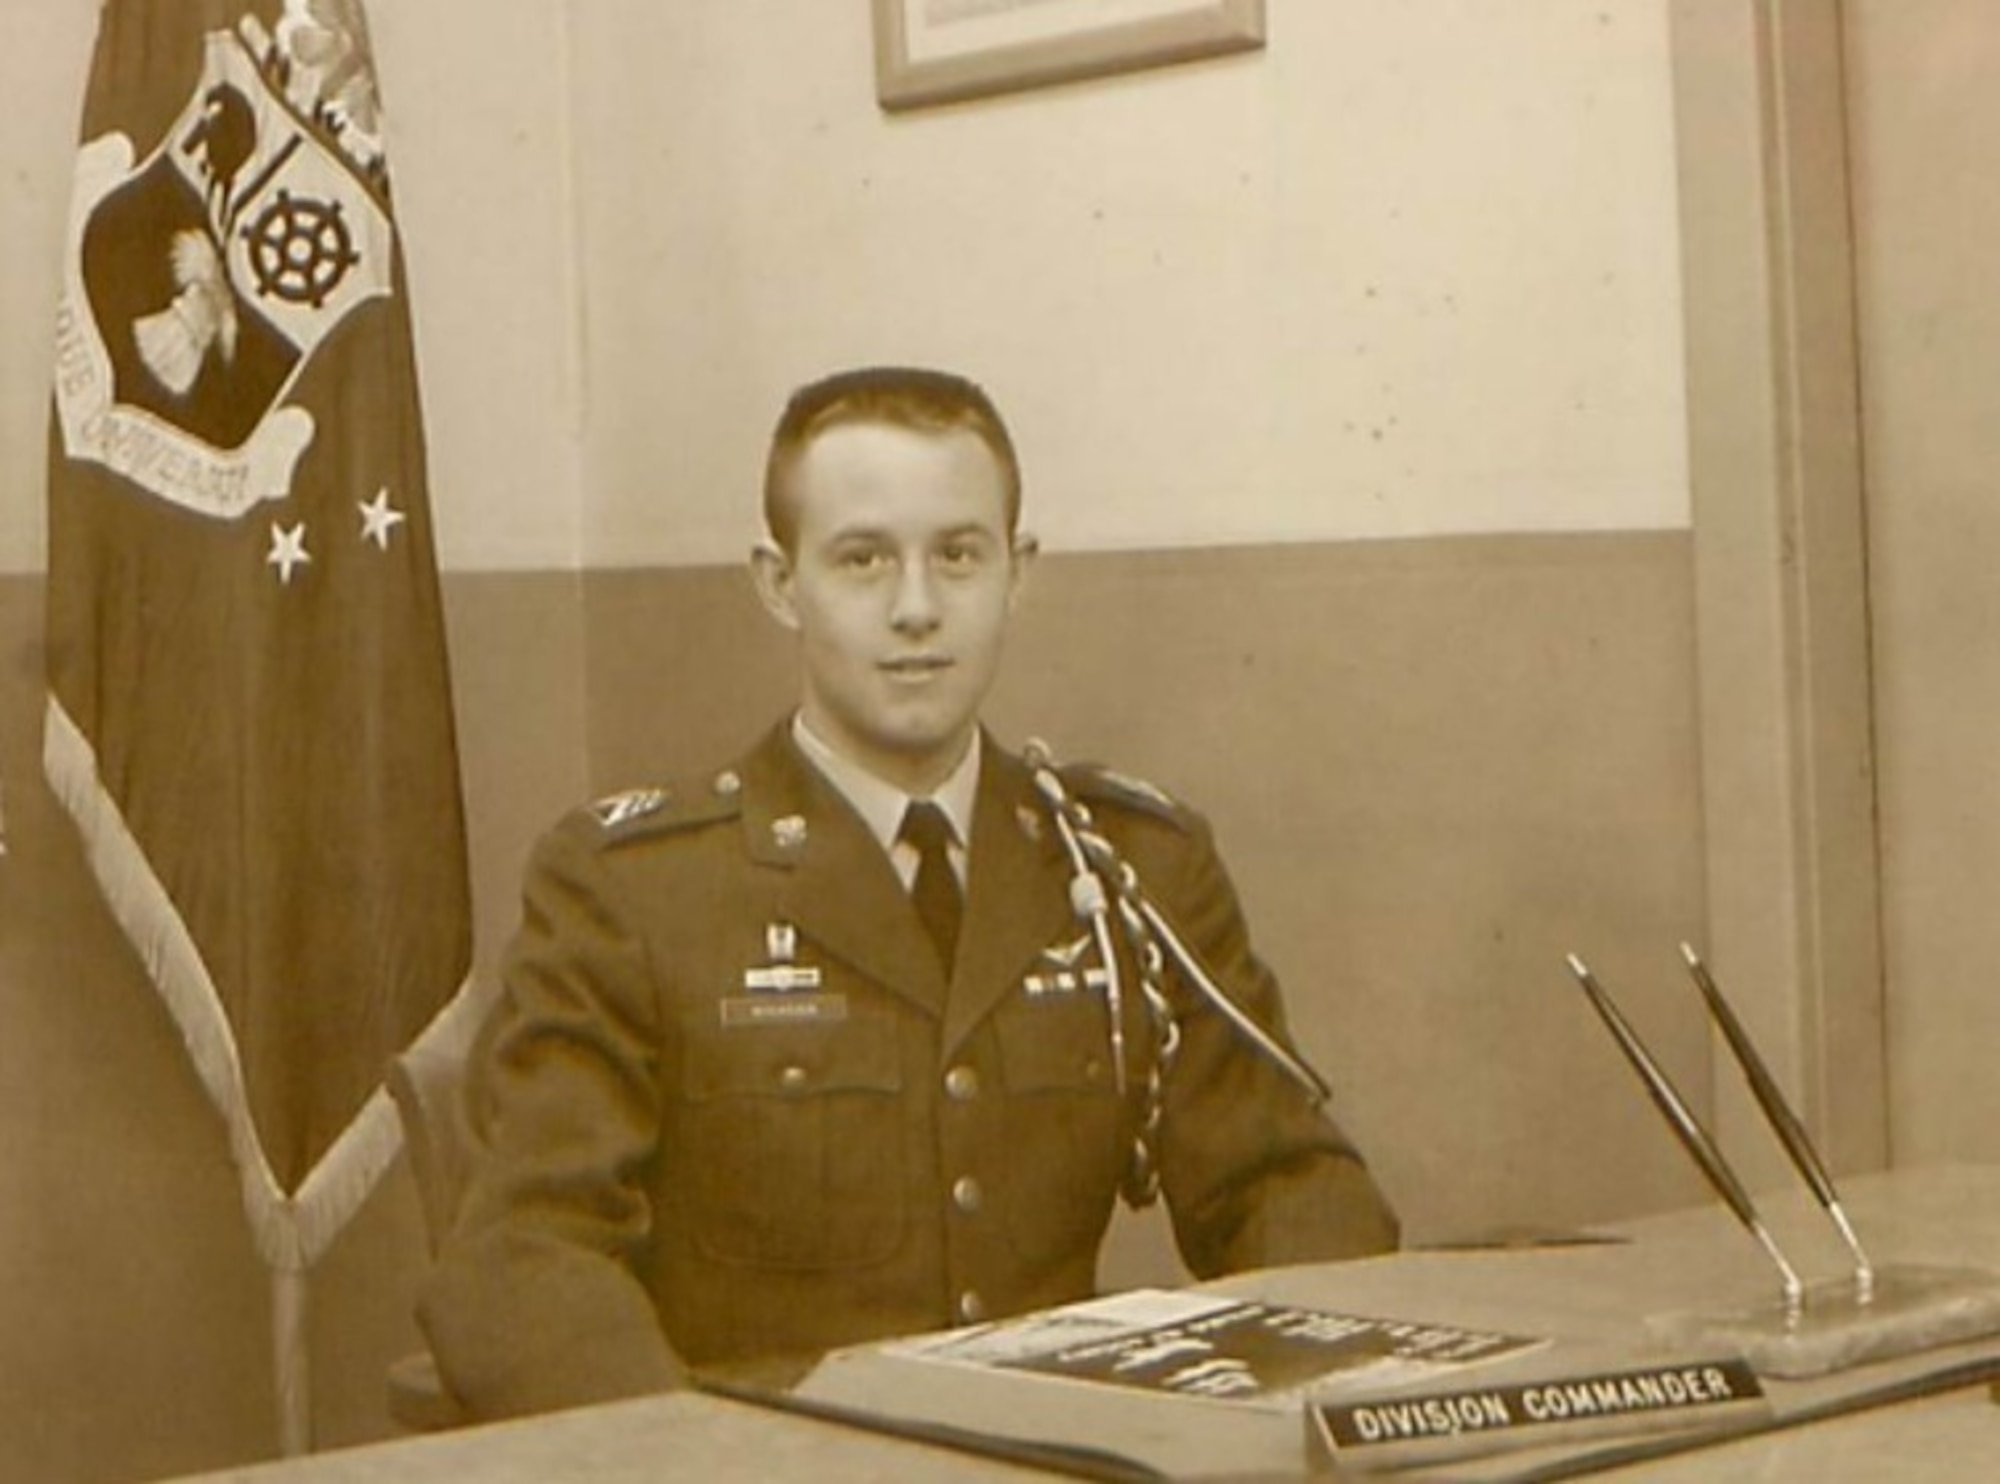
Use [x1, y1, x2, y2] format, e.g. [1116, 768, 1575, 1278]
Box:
[1, 0, 1686, 577]
[569, 0, 1690, 568]
[370, 0, 583, 570]
[0, 2, 95, 577]
[0, 0, 580, 576]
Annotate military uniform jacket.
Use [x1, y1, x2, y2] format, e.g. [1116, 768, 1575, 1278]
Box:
[421, 726, 1398, 1421]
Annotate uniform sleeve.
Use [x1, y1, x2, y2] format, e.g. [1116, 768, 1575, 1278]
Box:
[1145, 814, 1401, 1278]
[417, 821, 683, 1420]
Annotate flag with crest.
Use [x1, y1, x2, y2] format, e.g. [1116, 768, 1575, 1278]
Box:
[44, 0, 471, 1294]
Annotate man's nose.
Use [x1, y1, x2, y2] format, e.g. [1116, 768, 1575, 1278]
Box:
[889, 560, 942, 632]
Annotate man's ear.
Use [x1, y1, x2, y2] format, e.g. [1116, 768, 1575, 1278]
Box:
[750, 540, 802, 632]
[1007, 531, 1040, 611]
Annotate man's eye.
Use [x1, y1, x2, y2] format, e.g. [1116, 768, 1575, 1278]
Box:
[937, 543, 984, 570]
[838, 548, 889, 572]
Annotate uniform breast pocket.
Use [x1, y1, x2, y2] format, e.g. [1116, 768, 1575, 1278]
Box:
[678, 1015, 906, 1270]
[992, 994, 1130, 1265]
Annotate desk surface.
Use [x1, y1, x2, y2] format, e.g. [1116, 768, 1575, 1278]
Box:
[175, 1163, 2000, 1482]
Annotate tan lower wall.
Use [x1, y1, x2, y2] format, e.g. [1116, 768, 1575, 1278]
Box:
[3, 575, 277, 1484]
[0, 572, 585, 1484]
[0, 530, 1708, 1482]
[582, 532, 1716, 1264]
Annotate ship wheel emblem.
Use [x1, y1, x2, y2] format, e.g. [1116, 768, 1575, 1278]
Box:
[239, 188, 360, 309]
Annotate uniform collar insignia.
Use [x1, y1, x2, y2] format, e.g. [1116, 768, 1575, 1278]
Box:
[771, 814, 809, 851]
[1041, 933, 1092, 968]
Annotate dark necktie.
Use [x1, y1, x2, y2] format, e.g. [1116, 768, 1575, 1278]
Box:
[900, 800, 962, 971]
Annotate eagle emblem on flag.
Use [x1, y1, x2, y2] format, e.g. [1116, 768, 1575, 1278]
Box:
[53, 7, 394, 521]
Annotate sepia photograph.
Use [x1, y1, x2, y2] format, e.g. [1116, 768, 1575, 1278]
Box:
[1, 1, 1997, 1481]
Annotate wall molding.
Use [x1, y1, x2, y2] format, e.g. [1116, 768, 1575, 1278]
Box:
[1670, 0, 1888, 1178]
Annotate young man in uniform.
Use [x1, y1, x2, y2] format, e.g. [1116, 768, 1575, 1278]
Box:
[419, 366, 1399, 1421]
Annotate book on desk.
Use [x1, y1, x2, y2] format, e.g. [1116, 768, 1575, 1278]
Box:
[791, 1286, 1769, 1478]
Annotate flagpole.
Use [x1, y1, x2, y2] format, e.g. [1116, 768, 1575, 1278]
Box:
[273, 1267, 314, 1457]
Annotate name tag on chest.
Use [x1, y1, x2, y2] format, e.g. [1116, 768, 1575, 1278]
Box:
[720, 993, 849, 1028]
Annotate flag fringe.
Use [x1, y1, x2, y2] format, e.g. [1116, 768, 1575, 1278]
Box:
[43, 694, 479, 1273]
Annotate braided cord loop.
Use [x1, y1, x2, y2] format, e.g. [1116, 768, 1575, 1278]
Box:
[1023, 740, 1333, 1208]
[1026, 750, 1181, 1209]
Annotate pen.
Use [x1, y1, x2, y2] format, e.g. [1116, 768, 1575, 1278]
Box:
[1567, 953, 1804, 1310]
[1680, 942, 1876, 1300]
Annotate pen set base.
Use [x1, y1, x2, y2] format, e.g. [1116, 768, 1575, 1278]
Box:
[1650, 1264, 2000, 1378]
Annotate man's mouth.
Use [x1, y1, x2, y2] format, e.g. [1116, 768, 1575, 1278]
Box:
[880, 655, 952, 680]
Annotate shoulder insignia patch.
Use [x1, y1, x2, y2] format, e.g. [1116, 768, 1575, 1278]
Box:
[1062, 761, 1192, 828]
[592, 787, 670, 830]
[1094, 767, 1179, 811]
[579, 779, 742, 847]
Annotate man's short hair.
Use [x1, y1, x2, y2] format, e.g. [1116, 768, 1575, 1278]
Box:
[763, 366, 1023, 551]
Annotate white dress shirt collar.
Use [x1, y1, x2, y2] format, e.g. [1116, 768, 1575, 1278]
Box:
[791, 716, 980, 883]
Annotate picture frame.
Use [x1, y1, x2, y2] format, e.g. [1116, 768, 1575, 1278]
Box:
[872, 0, 1267, 113]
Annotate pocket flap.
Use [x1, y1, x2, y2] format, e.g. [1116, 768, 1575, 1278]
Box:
[683, 1016, 902, 1101]
[995, 995, 1115, 1093]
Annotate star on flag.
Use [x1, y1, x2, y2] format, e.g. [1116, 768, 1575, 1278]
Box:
[359, 487, 406, 549]
[267, 521, 311, 584]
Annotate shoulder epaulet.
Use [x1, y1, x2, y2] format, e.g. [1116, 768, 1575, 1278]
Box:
[573, 766, 745, 849]
[1060, 761, 1195, 830]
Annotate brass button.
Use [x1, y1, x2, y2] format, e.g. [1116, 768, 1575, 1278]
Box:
[957, 1290, 986, 1323]
[944, 1065, 980, 1101]
[1082, 1056, 1104, 1083]
[951, 1176, 984, 1213]
[778, 1064, 809, 1092]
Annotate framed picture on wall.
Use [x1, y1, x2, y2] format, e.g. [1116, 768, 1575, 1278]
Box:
[873, 0, 1266, 112]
